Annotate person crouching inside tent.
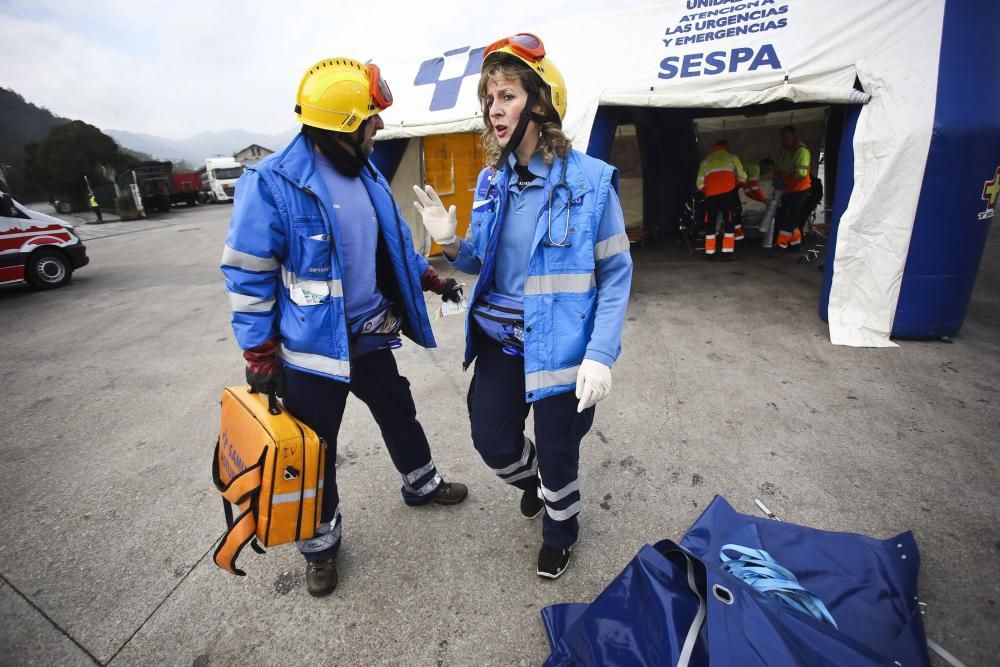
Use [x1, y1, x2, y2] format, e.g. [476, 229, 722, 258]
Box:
[696, 139, 747, 260]
[741, 158, 776, 238]
[412, 33, 633, 579]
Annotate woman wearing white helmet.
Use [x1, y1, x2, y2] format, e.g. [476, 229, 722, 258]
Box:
[414, 34, 633, 579]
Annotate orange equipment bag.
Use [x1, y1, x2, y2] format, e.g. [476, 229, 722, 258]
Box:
[212, 386, 326, 575]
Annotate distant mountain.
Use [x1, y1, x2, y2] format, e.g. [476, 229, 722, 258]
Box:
[0, 86, 296, 196]
[106, 128, 297, 165]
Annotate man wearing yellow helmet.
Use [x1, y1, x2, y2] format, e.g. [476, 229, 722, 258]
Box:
[222, 57, 468, 597]
[414, 34, 634, 579]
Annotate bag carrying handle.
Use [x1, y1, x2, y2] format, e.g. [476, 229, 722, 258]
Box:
[246, 385, 281, 416]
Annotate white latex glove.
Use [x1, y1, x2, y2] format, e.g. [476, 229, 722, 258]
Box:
[576, 359, 612, 413]
[412, 184, 458, 246]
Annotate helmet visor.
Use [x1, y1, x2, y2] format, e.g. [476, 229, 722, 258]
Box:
[483, 32, 545, 62]
[367, 63, 393, 110]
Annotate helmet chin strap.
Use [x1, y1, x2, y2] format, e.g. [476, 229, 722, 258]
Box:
[492, 93, 546, 170]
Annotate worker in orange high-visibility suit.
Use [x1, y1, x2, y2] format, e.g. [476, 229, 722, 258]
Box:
[696, 139, 747, 260]
[773, 126, 812, 252]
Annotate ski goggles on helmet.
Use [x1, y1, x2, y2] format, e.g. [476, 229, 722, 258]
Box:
[483, 33, 545, 62]
[367, 63, 393, 110]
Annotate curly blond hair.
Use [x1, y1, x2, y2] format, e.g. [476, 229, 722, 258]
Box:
[477, 56, 571, 167]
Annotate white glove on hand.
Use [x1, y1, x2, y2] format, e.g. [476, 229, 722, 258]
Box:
[412, 184, 458, 246]
[576, 359, 612, 413]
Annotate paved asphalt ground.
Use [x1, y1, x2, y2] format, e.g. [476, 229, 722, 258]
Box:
[0, 203, 997, 666]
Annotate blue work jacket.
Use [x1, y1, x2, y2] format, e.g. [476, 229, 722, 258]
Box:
[221, 133, 435, 382]
[449, 149, 633, 402]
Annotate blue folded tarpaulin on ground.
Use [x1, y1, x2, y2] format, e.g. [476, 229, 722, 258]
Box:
[541, 496, 929, 666]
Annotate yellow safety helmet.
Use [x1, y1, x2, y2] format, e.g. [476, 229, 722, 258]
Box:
[294, 57, 393, 133]
[482, 33, 567, 120]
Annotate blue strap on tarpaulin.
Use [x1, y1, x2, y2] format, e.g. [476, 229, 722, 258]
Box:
[719, 544, 838, 629]
[541, 496, 930, 667]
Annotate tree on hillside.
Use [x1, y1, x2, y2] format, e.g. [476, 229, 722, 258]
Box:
[24, 120, 129, 207]
[0, 88, 67, 160]
[0, 87, 69, 199]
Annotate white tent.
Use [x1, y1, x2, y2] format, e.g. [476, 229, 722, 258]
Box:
[371, 0, 995, 347]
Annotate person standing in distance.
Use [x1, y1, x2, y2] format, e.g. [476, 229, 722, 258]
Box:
[772, 125, 813, 253]
[413, 34, 633, 579]
[221, 57, 468, 597]
[88, 192, 102, 222]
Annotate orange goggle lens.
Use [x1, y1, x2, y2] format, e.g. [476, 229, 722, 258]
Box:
[483, 32, 545, 62]
[366, 63, 393, 109]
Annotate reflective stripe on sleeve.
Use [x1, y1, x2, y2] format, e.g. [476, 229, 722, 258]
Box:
[227, 291, 276, 313]
[280, 345, 351, 378]
[221, 244, 279, 272]
[540, 479, 579, 503]
[524, 273, 595, 295]
[525, 365, 580, 392]
[594, 233, 629, 261]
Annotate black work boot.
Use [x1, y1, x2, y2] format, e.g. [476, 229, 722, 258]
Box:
[430, 481, 468, 505]
[537, 545, 572, 579]
[520, 484, 544, 519]
[305, 555, 338, 597]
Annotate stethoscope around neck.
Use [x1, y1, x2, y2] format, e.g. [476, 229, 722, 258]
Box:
[542, 159, 572, 248]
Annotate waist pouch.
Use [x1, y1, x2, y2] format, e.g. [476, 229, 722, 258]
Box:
[350, 301, 402, 358]
[472, 294, 525, 356]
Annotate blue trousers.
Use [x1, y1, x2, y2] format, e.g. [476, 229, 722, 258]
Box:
[283, 349, 442, 561]
[467, 335, 595, 550]
[777, 189, 811, 236]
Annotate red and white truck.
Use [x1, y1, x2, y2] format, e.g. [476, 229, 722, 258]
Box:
[1, 192, 89, 289]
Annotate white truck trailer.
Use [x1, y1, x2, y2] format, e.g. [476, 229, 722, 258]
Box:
[199, 157, 245, 203]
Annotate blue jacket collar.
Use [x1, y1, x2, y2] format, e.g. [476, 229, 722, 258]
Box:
[272, 132, 383, 193]
[504, 152, 552, 189]
[272, 132, 318, 191]
[493, 151, 592, 199]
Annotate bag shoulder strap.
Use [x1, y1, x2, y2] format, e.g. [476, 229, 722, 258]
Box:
[212, 439, 266, 575]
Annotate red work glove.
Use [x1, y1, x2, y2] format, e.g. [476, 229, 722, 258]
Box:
[244, 337, 284, 397]
[421, 267, 464, 303]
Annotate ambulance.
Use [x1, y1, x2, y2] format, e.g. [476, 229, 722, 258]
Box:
[0, 192, 90, 289]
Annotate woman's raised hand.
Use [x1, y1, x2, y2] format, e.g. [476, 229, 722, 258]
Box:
[412, 184, 458, 246]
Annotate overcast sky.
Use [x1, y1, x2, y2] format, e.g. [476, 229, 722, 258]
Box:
[1, 0, 663, 139]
